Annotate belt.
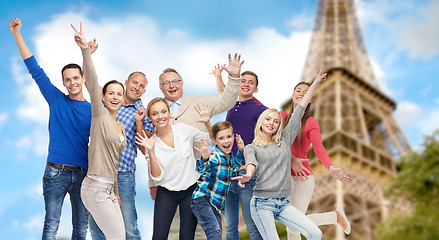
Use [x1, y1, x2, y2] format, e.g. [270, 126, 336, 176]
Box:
[47, 162, 83, 171]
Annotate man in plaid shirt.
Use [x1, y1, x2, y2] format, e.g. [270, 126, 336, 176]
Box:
[89, 71, 153, 240]
[191, 121, 244, 240]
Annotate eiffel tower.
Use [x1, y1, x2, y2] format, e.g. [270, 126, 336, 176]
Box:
[282, 0, 411, 239]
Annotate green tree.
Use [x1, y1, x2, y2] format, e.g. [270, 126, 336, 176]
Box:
[375, 131, 439, 240]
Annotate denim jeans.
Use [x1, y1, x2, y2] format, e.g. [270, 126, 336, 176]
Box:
[42, 164, 89, 240]
[224, 169, 262, 240]
[153, 184, 198, 240]
[89, 172, 142, 240]
[191, 197, 222, 240]
[250, 196, 322, 240]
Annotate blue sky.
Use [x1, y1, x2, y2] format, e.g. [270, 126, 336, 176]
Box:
[1, 0, 438, 239]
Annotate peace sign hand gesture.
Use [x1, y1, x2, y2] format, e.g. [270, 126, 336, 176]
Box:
[71, 22, 88, 49]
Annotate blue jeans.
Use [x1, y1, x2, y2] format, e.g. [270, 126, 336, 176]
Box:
[153, 184, 197, 240]
[89, 172, 142, 240]
[224, 169, 262, 240]
[250, 196, 322, 240]
[42, 164, 89, 240]
[191, 197, 222, 240]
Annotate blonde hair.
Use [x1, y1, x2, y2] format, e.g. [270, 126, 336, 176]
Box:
[146, 97, 170, 118]
[253, 109, 283, 147]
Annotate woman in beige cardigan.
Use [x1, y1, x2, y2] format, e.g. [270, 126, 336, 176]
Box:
[72, 23, 127, 240]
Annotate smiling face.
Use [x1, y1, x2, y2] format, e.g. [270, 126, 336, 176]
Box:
[261, 111, 281, 137]
[213, 128, 234, 157]
[102, 83, 124, 114]
[292, 83, 310, 107]
[148, 100, 170, 128]
[62, 68, 85, 98]
[239, 74, 258, 101]
[159, 71, 183, 102]
[125, 72, 147, 104]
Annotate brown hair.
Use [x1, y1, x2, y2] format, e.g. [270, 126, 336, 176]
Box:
[242, 71, 259, 87]
[102, 80, 125, 95]
[146, 97, 170, 118]
[283, 82, 311, 150]
[212, 121, 234, 139]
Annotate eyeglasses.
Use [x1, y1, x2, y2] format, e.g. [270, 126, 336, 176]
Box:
[160, 79, 182, 87]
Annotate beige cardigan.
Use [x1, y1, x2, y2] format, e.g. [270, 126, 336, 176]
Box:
[82, 48, 127, 193]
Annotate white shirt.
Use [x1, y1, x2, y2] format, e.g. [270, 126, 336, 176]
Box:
[146, 123, 213, 191]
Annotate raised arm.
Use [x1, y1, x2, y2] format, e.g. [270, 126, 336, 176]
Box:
[207, 53, 244, 116]
[195, 103, 213, 139]
[134, 106, 153, 155]
[9, 18, 32, 60]
[298, 69, 327, 108]
[210, 64, 226, 95]
[135, 131, 162, 178]
[72, 22, 101, 113]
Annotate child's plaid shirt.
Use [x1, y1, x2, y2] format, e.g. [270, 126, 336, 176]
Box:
[192, 146, 244, 213]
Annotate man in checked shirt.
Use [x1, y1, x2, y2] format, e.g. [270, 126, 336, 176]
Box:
[89, 71, 153, 240]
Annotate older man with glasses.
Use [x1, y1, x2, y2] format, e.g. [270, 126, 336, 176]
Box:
[148, 53, 244, 239]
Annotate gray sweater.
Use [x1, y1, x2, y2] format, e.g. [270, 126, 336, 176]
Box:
[244, 105, 305, 198]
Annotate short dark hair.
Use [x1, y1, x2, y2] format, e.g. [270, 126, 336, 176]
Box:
[212, 121, 234, 139]
[61, 63, 83, 79]
[102, 80, 125, 95]
[241, 71, 259, 87]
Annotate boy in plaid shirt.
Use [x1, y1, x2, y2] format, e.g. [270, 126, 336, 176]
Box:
[191, 121, 245, 240]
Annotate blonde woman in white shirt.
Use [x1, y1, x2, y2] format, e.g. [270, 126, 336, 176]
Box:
[136, 97, 213, 240]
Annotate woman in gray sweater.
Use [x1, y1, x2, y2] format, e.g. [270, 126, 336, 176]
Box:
[233, 71, 326, 240]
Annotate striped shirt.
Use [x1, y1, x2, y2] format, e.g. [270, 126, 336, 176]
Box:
[192, 146, 244, 213]
[116, 99, 154, 173]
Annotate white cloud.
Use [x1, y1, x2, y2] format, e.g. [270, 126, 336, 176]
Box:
[286, 12, 314, 30]
[396, 0, 439, 59]
[393, 101, 422, 130]
[0, 113, 8, 130]
[11, 58, 49, 124]
[436, 98, 439, 105]
[418, 109, 439, 134]
[22, 214, 43, 231]
[14, 129, 48, 161]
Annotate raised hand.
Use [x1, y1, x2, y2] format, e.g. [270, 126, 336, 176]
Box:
[221, 53, 245, 78]
[329, 165, 352, 183]
[210, 64, 223, 78]
[236, 134, 244, 152]
[71, 22, 88, 49]
[88, 38, 99, 54]
[194, 139, 214, 161]
[195, 103, 210, 123]
[134, 106, 147, 123]
[135, 130, 156, 151]
[8, 18, 22, 35]
[314, 67, 327, 84]
[291, 157, 312, 181]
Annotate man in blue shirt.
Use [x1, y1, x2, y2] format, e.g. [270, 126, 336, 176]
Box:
[89, 71, 153, 240]
[9, 18, 91, 240]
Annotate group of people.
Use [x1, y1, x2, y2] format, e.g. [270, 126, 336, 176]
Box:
[9, 17, 352, 240]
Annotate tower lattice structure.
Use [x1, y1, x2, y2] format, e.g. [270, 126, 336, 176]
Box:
[282, 0, 411, 239]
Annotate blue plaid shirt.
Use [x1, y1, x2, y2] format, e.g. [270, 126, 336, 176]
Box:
[192, 146, 244, 213]
[116, 99, 154, 173]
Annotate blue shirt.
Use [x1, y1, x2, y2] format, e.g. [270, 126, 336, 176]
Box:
[116, 99, 154, 173]
[192, 146, 244, 213]
[225, 99, 266, 156]
[24, 56, 91, 169]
